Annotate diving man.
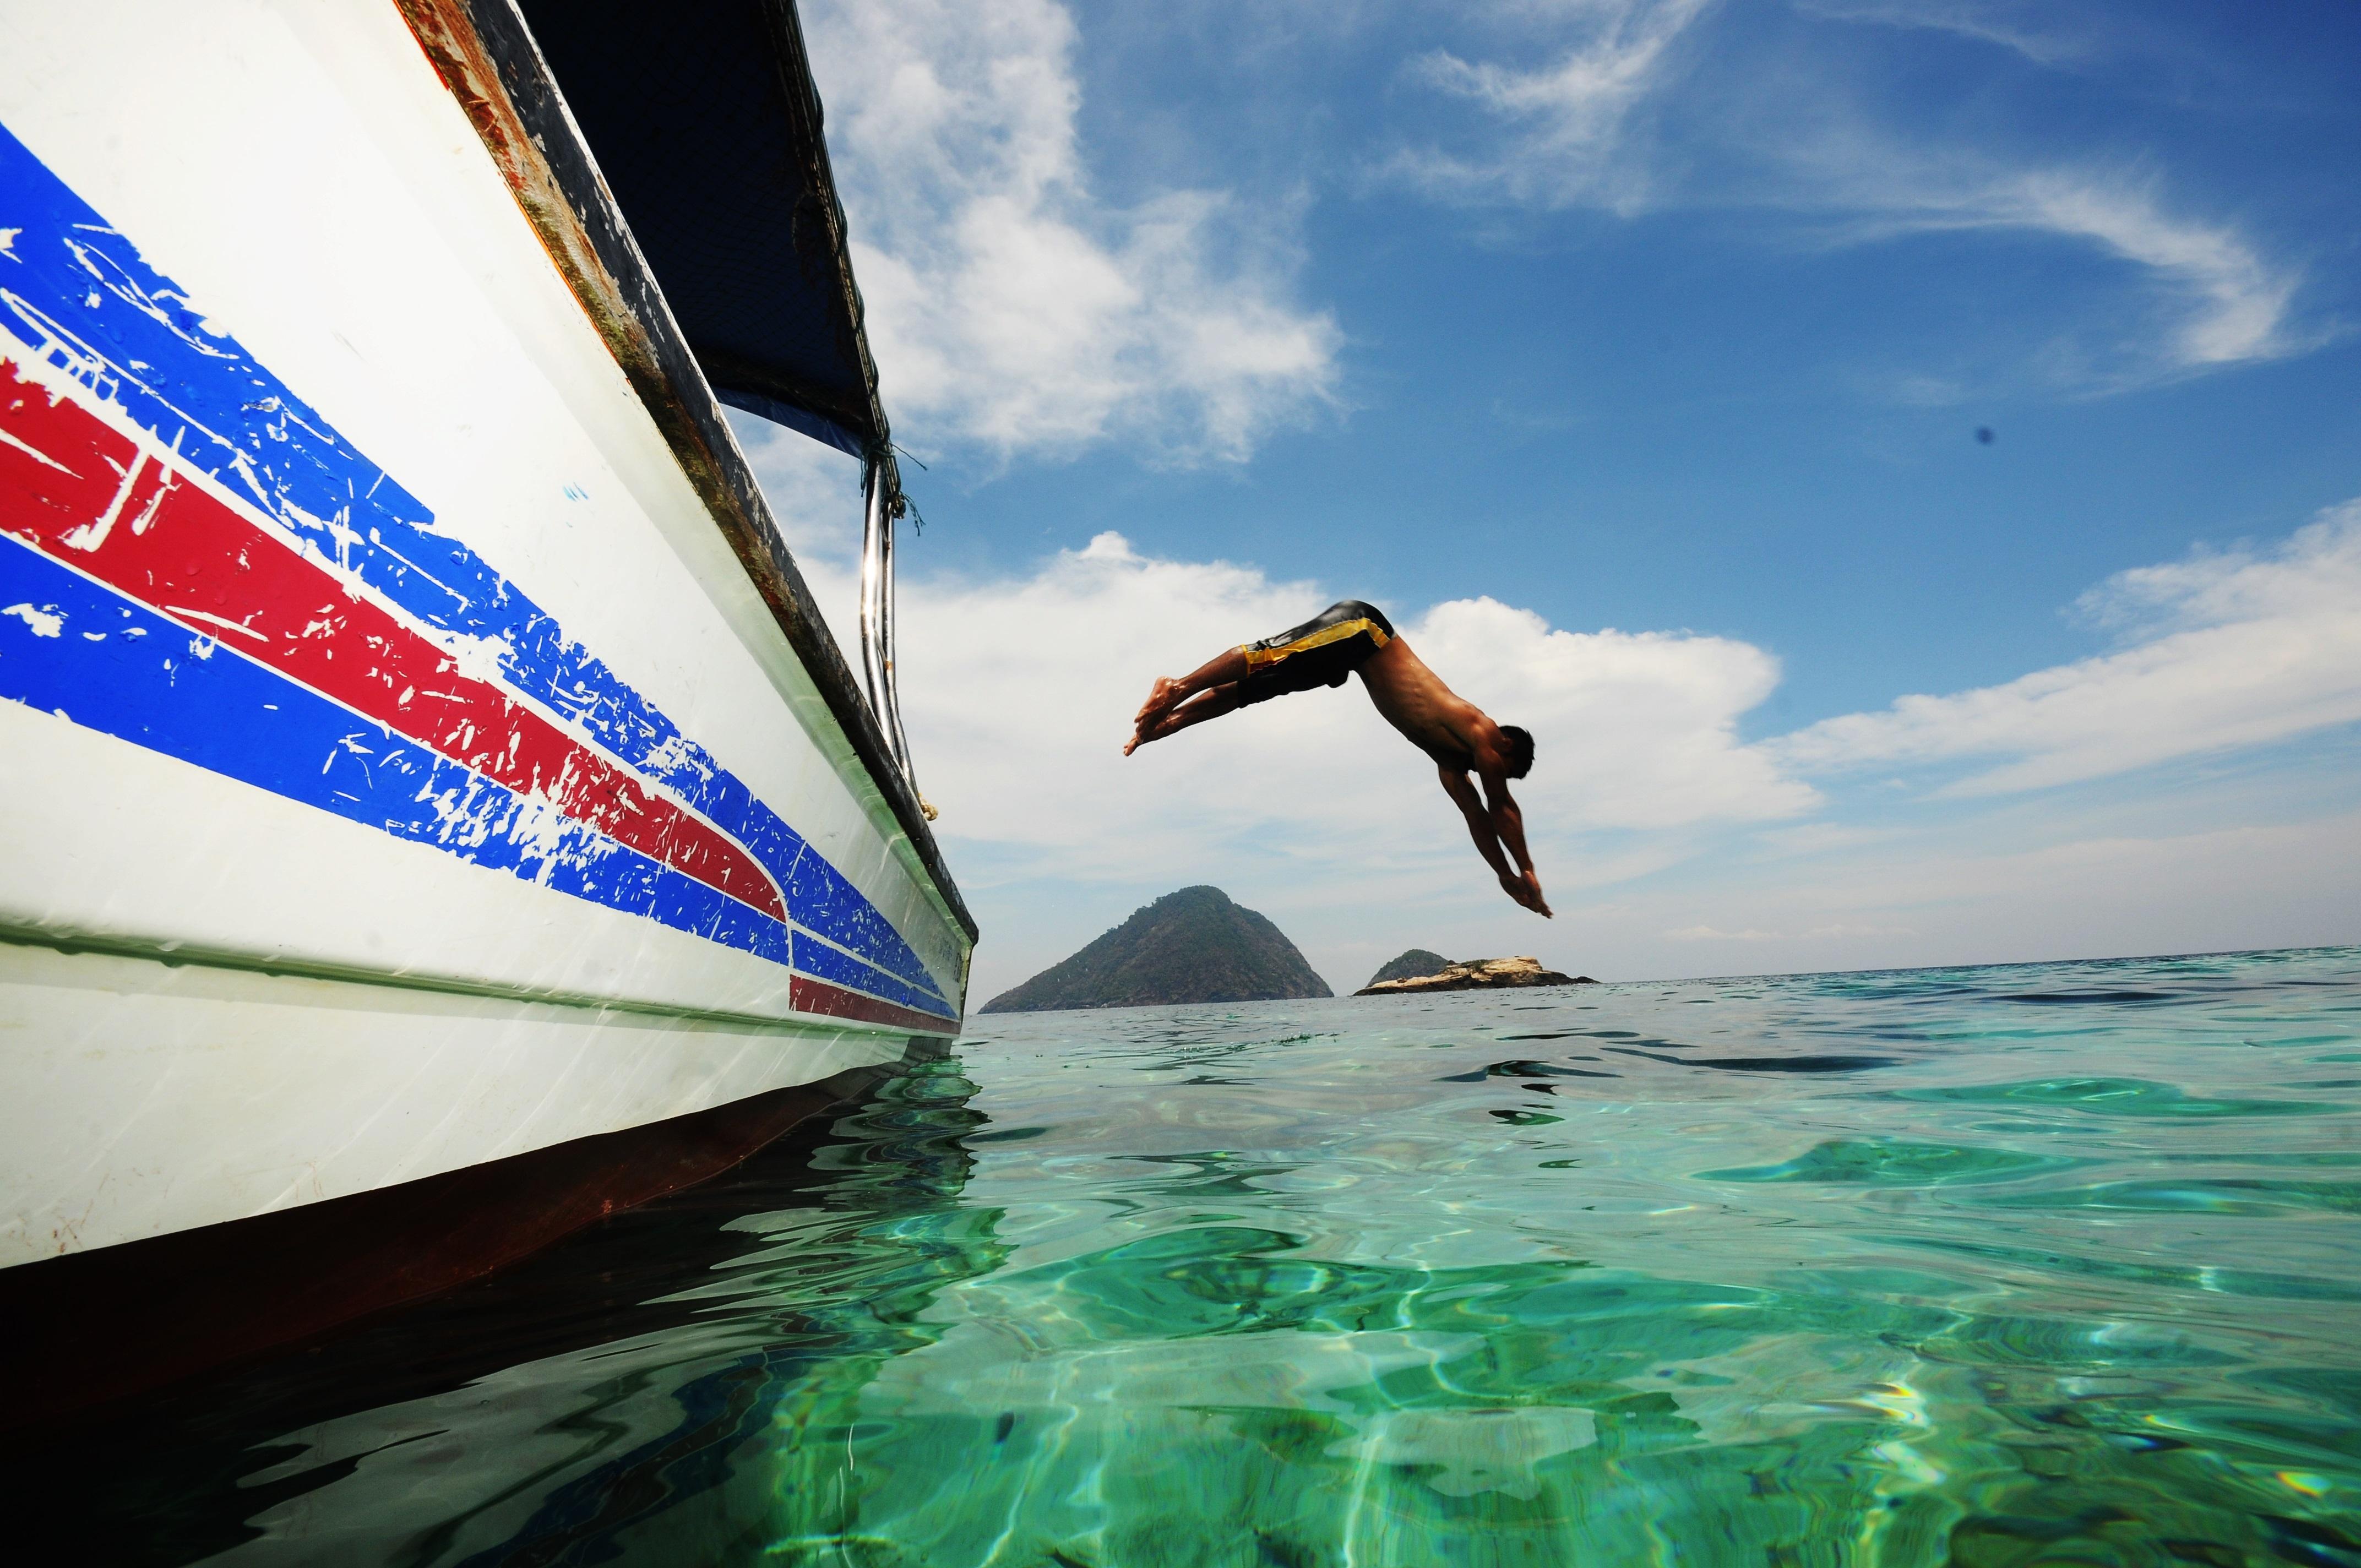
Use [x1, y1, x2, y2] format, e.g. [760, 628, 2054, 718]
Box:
[1125, 601, 1549, 916]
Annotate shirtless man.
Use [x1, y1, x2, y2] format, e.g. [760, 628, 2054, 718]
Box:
[1125, 601, 1549, 916]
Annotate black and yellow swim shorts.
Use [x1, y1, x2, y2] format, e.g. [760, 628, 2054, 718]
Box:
[1236, 600, 1395, 707]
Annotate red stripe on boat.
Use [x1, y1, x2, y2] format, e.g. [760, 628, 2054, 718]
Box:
[790, 975, 961, 1035]
[1, 366, 787, 923]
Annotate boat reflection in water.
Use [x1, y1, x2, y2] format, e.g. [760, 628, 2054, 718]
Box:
[38, 1058, 992, 1567]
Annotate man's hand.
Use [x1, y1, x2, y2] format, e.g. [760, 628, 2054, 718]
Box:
[1499, 868, 1553, 917]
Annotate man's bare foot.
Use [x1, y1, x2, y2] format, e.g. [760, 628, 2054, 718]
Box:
[1135, 676, 1182, 724]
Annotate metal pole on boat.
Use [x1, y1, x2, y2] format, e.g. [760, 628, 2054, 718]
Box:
[858, 459, 889, 726]
[879, 496, 918, 782]
[859, 459, 918, 785]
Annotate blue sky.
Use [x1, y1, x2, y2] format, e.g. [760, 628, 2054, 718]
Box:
[738, 0, 2361, 1000]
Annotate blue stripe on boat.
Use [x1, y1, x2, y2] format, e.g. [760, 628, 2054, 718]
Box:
[0, 544, 954, 1020]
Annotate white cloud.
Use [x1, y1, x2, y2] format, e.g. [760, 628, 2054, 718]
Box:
[1386, 0, 1711, 210]
[886, 537, 1810, 877]
[724, 488, 1814, 993]
[1775, 501, 2361, 793]
[889, 543, 1808, 999]
[1794, 0, 2086, 67]
[801, 0, 1341, 464]
[1829, 166, 2303, 374]
[1407, 596, 1815, 829]
[1392, 2, 2305, 385]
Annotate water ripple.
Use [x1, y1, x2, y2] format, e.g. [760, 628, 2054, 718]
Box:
[66, 945, 2361, 1567]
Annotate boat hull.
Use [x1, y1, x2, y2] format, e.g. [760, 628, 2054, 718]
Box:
[0, 0, 972, 1316]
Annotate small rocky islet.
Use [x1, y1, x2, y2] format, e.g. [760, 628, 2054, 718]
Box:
[1354, 954, 1595, 995]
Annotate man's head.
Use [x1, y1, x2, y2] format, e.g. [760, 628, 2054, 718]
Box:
[1499, 725, 1535, 779]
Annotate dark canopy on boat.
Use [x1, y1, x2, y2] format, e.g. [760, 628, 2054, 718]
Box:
[515, 0, 891, 465]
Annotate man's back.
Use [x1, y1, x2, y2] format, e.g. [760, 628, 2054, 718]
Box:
[1359, 638, 1495, 770]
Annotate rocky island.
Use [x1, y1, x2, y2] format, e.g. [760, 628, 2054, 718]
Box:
[1355, 955, 1595, 995]
[981, 886, 1332, 1013]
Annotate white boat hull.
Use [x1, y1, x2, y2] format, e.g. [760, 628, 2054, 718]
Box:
[0, 0, 970, 1282]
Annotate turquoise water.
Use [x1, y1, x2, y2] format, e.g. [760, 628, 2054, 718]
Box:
[88, 948, 2361, 1564]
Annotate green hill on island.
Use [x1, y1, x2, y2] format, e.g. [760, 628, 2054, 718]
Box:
[1366, 949, 1452, 988]
[980, 886, 1332, 1012]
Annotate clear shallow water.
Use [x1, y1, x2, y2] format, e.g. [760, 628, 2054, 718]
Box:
[72, 948, 2361, 1565]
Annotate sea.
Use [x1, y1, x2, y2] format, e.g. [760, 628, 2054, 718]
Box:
[61, 946, 2361, 1566]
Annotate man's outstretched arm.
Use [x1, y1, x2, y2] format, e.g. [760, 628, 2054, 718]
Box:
[1439, 764, 1551, 916]
[1482, 765, 1542, 873]
[1479, 764, 1551, 917]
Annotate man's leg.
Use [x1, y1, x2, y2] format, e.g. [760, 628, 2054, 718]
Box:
[1124, 682, 1243, 754]
[1134, 645, 1249, 727]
